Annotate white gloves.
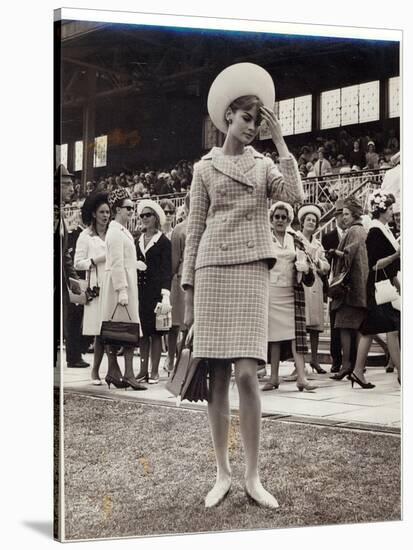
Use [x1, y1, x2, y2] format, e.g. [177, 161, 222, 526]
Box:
[91, 253, 106, 265]
[155, 290, 172, 315]
[295, 250, 309, 274]
[118, 289, 128, 306]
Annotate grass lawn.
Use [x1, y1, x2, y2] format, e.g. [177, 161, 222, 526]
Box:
[62, 392, 400, 541]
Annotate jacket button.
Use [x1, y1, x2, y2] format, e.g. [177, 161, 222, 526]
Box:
[222, 217, 227, 223]
[219, 188, 227, 196]
[221, 243, 228, 251]
[247, 187, 253, 194]
[246, 213, 253, 221]
[247, 241, 254, 248]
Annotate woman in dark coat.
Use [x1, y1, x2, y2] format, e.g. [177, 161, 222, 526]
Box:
[330, 196, 369, 381]
[135, 199, 172, 384]
[350, 191, 400, 388]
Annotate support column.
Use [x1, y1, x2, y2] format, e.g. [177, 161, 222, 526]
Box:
[81, 67, 96, 191]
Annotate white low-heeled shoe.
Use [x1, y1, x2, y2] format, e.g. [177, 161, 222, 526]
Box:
[244, 486, 279, 509]
[204, 480, 232, 508]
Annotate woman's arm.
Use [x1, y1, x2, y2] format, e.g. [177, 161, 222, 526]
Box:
[373, 250, 400, 271]
[74, 231, 92, 271]
[107, 230, 127, 292]
[181, 163, 210, 289]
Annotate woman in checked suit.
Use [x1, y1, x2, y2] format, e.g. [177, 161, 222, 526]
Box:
[182, 63, 304, 509]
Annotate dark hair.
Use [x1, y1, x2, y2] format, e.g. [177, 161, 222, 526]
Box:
[343, 196, 363, 220]
[228, 95, 264, 127]
[81, 192, 109, 227]
[300, 212, 320, 230]
[371, 194, 394, 219]
[159, 198, 175, 213]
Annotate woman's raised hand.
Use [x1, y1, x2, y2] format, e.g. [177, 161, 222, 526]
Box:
[259, 107, 288, 155]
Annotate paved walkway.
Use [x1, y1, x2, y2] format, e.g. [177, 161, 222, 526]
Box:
[61, 351, 401, 433]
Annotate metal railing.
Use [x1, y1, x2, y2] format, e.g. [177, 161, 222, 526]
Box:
[62, 169, 388, 233]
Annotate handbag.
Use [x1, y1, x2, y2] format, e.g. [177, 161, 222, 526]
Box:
[375, 269, 399, 305]
[327, 269, 350, 300]
[155, 305, 172, 331]
[100, 303, 140, 347]
[166, 326, 209, 404]
[68, 278, 88, 305]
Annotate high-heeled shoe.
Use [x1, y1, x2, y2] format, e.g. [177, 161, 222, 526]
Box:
[330, 367, 353, 381]
[135, 372, 149, 383]
[105, 374, 129, 389]
[349, 372, 375, 389]
[261, 381, 279, 391]
[123, 376, 147, 391]
[296, 381, 318, 392]
[310, 362, 326, 374]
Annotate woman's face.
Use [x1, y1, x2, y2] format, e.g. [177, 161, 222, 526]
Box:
[302, 213, 318, 235]
[162, 206, 175, 226]
[140, 207, 157, 231]
[342, 207, 355, 227]
[227, 106, 260, 145]
[93, 203, 110, 228]
[272, 208, 289, 234]
[117, 199, 134, 223]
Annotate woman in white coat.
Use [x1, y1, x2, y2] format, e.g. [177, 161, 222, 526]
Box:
[100, 188, 146, 391]
[74, 193, 110, 384]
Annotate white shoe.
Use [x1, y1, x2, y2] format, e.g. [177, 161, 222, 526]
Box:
[205, 478, 232, 508]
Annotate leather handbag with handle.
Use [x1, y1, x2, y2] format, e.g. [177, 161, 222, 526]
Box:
[375, 268, 399, 305]
[100, 303, 140, 347]
[327, 269, 350, 300]
[166, 326, 209, 404]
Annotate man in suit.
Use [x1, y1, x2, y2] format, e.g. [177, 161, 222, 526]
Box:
[313, 147, 332, 177]
[54, 164, 89, 369]
[322, 199, 356, 373]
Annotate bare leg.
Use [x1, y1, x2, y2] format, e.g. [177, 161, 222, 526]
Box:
[105, 345, 123, 378]
[292, 341, 317, 391]
[386, 331, 400, 380]
[235, 358, 279, 508]
[150, 334, 162, 378]
[137, 336, 150, 379]
[268, 343, 280, 385]
[352, 335, 373, 383]
[123, 346, 135, 379]
[205, 360, 232, 508]
[167, 326, 180, 370]
[340, 329, 354, 373]
[91, 336, 104, 381]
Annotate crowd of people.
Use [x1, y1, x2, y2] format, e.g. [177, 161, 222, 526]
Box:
[67, 128, 398, 204]
[57, 61, 401, 511]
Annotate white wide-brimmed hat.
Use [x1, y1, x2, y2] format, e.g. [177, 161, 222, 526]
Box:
[269, 201, 294, 222]
[207, 62, 275, 134]
[297, 204, 323, 223]
[391, 151, 400, 165]
[137, 199, 166, 226]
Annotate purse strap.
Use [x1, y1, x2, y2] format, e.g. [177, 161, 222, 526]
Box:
[110, 303, 132, 320]
[374, 267, 389, 283]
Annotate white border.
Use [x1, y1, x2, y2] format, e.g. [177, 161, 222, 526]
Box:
[56, 7, 402, 42]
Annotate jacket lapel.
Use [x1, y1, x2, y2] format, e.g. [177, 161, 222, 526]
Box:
[208, 146, 260, 188]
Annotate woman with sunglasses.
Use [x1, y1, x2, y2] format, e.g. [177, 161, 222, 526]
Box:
[263, 202, 317, 393]
[135, 199, 172, 384]
[100, 188, 147, 391]
[159, 198, 176, 240]
[182, 63, 304, 509]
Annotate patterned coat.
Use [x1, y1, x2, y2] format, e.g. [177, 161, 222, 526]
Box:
[181, 146, 304, 289]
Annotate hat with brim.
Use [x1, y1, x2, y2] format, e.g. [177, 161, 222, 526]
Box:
[269, 201, 294, 222]
[55, 164, 74, 180]
[207, 63, 275, 134]
[297, 204, 323, 223]
[137, 199, 166, 226]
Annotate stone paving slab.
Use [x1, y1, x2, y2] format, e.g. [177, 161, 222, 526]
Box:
[61, 351, 401, 431]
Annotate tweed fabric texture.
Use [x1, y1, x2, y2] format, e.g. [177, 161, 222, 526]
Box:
[193, 261, 269, 363]
[181, 146, 304, 289]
